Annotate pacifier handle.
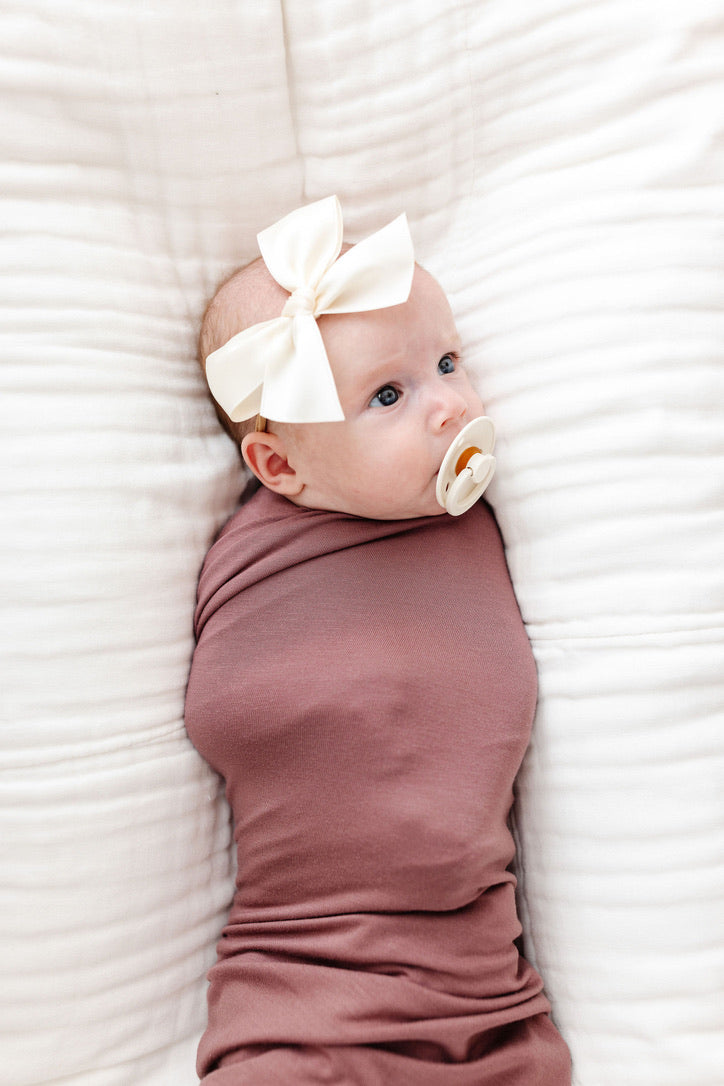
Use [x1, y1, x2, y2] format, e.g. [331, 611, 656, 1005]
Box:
[436, 416, 496, 516]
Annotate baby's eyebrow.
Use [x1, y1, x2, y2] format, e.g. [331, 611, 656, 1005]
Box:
[358, 355, 405, 386]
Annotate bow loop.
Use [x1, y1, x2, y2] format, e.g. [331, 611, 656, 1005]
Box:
[205, 195, 415, 425]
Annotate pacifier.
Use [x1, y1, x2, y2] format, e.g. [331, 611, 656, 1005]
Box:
[435, 416, 496, 516]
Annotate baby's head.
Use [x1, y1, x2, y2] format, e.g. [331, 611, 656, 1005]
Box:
[199, 198, 486, 520]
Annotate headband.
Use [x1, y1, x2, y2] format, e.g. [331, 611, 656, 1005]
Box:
[205, 195, 415, 425]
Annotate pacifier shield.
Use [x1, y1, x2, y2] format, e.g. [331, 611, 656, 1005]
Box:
[435, 416, 496, 516]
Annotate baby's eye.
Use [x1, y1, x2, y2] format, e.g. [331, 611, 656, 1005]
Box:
[370, 385, 399, 407]
[438, 354, 456, 375]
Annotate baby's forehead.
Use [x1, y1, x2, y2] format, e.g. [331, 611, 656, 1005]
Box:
[320, 273, 459, 376]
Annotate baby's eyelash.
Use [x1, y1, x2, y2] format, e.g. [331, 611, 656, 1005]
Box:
[438, 351, 459, 375]
[369, 384, 401, 408]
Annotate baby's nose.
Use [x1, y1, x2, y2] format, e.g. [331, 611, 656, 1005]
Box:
[430, 384, 468, 429]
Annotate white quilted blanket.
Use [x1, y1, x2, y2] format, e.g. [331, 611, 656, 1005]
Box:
[1, 2, 722, 1084]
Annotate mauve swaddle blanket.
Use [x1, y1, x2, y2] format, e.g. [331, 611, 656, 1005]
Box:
[185, 488, 570, 1084]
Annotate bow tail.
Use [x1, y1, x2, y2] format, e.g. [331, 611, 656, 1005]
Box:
[205, 319, 282, 423]
[261, 315, 344, 425]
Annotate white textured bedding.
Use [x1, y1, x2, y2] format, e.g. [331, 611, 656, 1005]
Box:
[1, 2, 722, 1084]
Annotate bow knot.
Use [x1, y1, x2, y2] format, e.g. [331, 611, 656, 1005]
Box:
[204, 195, 415, 425]
[282, 285, 318, 319]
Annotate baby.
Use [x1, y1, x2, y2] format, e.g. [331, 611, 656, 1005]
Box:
[185, 196, 571, 1084]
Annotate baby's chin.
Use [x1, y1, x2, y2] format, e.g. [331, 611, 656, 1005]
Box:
[289, 480, 449, 520]
[345, 497, 448, 521]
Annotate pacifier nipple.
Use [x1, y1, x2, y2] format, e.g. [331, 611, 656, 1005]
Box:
[435, 416, 496, 516]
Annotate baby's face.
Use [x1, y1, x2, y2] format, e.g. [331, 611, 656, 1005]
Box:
[280, 267, 485, 519]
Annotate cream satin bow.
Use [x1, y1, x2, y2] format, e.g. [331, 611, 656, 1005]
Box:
[205, 195, 415, 424]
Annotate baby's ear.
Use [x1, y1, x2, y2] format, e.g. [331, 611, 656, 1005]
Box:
[241, 431, 303, 496]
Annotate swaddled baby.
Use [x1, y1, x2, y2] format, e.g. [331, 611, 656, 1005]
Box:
[185, 197, 571, 1084]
